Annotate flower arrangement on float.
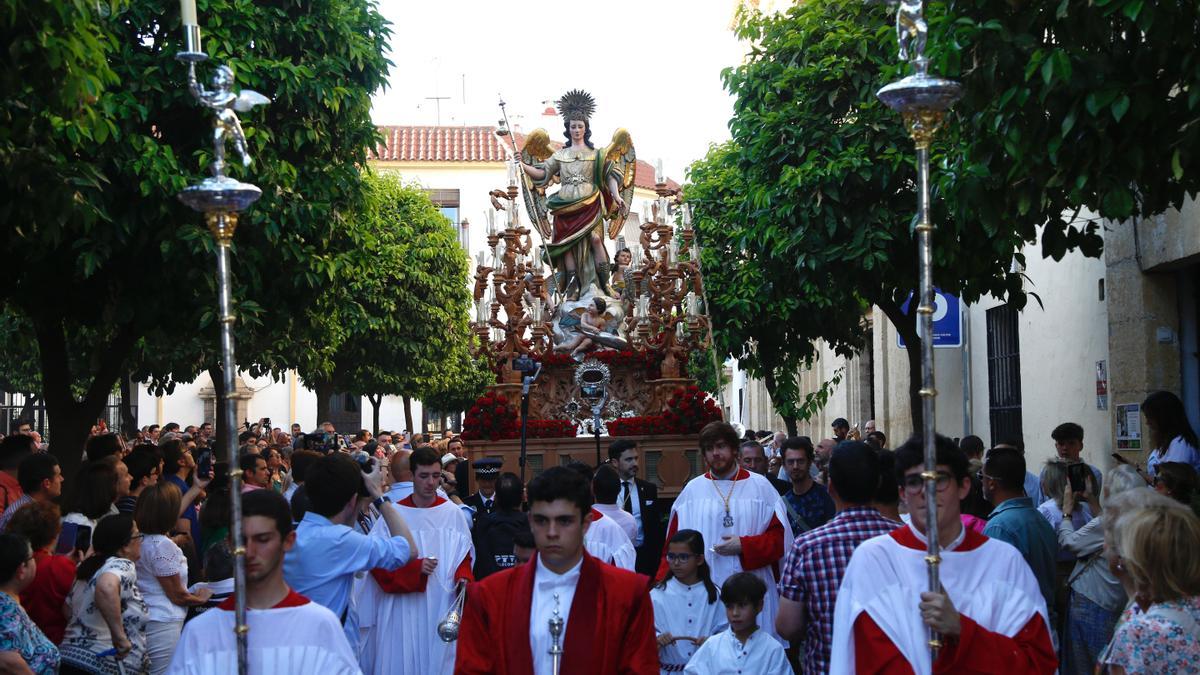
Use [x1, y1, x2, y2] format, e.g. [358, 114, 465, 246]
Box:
[461, 394, 576, 441]
[608, 385, 721, 437]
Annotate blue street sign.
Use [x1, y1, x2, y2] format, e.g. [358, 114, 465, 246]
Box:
[897, 290, 962, 348]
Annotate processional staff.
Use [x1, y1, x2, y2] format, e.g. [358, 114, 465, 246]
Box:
[875, 0, 962, 656]
[174, 1, 271, 673]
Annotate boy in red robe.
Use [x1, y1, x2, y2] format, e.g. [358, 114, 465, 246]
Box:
[455, 465, 659, 675]
[830, 435, 1057, 674]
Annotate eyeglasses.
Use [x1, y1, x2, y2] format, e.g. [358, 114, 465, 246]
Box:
[901, 472, 956, 494]
[976, 471, 998, 482]
[130, 534, 145, 541]
[665, 553, 695, 563]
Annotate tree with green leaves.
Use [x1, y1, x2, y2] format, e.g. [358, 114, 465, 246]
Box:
[0, 0, 392, 471]
[298, 172, 475, 432]
[697, 0, 1200, 435]
[687, 142, 866, 435]
[699, 0, 1028, 435]
[932, 0, 1200, 259]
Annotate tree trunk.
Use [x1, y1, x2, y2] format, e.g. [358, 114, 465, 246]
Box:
[878, 298, 923, 437]
[762, 370, 798, 437]
[402, 395, 415, 435]
[119, 374, 136, 434]
[313, 380, 335, 431]
[207, 365, 232, 460]
[367, 394, 382, 434]
[34, 316, 138, 482]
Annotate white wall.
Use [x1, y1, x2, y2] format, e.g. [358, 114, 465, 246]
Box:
[966, 239, 1111, 472]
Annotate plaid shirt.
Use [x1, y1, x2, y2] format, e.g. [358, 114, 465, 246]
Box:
[779, 506, 901, 674]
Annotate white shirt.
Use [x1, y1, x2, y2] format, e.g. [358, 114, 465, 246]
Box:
[651, 578, 728, 672]
[166, 597, 361, 674]
[617, 478, 645, 546]
[683, 628, 790, 675]
[593, 503, 639, 543]
[137, 534, 189, 622]
[530, 555, 582, 675]
[1148, 435, 1200, 476]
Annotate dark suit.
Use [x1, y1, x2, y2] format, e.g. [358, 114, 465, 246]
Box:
[464, 491, 498, 522]
[619, 477, 664, 577]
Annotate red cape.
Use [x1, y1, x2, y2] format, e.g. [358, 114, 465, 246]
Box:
[455, 551, 658, 674]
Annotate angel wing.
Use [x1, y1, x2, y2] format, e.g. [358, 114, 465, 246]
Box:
[603, 128, 636, 239]
[233, 90, 271, 112]
[519, 128, 554, 239]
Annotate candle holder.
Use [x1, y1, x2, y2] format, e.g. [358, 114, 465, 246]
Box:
[173, 18, 270, 675]
[876, 0, 962, 656]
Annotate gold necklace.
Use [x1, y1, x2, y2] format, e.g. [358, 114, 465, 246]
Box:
[711, 471, 738, 527]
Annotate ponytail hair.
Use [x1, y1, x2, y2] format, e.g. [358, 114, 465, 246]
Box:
[76, 514, 136, 582]
[655, 528, 719, 605]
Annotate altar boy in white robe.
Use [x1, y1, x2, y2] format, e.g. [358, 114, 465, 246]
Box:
[658, 422, 793, 644]
[355, 446, 474, 675]
[567, 462, 637, 570]
[167, 490, 361, 675]
[683, 572, 790, 675]
[650, 529, 727, 674]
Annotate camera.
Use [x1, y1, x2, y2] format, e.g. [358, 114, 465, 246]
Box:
[512, 355, 538, 374]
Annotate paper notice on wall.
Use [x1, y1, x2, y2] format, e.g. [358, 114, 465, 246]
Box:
[1116, 403, 1140, 450]
[1096, 361, 1108, 411]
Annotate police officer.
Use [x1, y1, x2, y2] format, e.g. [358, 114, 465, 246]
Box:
[470, 471, 531, 579]
[463, 457, 502, 518]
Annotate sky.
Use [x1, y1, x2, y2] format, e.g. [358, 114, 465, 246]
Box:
[370, 0, 749, 182]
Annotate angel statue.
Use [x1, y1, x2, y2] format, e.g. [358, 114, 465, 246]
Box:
[187, 64, 271, 179]
[516, 90, 637, 302]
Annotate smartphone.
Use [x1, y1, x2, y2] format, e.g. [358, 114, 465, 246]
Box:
[1067, 462, 1088, 493]
[1111, 452, 1131, 465]
[55, 523, 79, 556]
[197, 450, 213, 480]
[56, 523, 92, 555]
[75, 525, 92, 553]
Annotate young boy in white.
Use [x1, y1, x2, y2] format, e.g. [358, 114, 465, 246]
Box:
[683, 572, 790, 675]
[651, 530, 728, 674]
[167, 490, 361, 675]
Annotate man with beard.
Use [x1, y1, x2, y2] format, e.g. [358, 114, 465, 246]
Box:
[658, 421, 793, 645]
[166, 490, 358, 674]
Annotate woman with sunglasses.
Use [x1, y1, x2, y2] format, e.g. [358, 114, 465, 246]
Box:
[60, 515, 149, 675]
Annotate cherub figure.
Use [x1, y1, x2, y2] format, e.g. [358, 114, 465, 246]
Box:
[187, 64, 270, 178]
[896, 0, 927, 64]
[554, 297, 608, 357]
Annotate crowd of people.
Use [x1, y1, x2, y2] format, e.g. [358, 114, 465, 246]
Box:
[0, 389, 1195, 673]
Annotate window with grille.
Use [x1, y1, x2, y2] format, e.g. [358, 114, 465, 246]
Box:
[986, 304, 1023, 447]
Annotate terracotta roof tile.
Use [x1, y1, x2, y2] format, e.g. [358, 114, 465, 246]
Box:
[372, 125, 680, 190]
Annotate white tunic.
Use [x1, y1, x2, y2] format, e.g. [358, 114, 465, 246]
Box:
[682, 628, 790, 675]
[584, 510, 637, 571]
[650, 578, 728, 673]
[165, 599, 361, 675]
[353, 499, 473, 675]
[829, 526, 1049, 675]
[668, 470, 794, 644]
